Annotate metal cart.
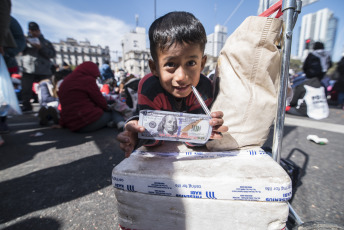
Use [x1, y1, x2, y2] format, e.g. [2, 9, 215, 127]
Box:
[269, 0, 343, 229]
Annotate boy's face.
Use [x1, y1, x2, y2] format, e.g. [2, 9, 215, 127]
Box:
[149, 42, 207, 98]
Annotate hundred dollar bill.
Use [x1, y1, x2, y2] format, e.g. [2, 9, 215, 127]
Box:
[138, 110, 212, 144]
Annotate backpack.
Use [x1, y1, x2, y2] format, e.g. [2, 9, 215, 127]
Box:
[305, 54, 323, 78]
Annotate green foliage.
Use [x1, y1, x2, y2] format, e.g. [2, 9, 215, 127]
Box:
[289, 59, 303, 73]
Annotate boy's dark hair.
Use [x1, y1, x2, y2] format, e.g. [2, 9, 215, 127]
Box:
[149, 11, 207, 62]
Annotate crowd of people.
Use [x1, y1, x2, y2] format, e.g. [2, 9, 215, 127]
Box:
[1, 2, 344, 150]
[0, 1, 140, 146]
[287, 41, 344, 120]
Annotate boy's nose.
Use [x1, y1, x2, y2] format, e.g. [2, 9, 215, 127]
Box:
[174, 67, 187, 82]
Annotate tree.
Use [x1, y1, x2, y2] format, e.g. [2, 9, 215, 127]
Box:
[289, 58, 303, 73]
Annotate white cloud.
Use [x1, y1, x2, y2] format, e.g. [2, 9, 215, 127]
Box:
[11, 0, 132, 59]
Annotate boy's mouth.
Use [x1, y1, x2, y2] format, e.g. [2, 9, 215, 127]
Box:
[174, 85, 190, 92]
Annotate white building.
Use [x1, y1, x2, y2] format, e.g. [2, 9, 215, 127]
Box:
[52, 38, 110, 67]
[205, 24, 228, 58]
[121, 27, 150, 77]
[123, 50, 151, 77]
[121, 27, 147, 55]
[297, 8, 338, 60]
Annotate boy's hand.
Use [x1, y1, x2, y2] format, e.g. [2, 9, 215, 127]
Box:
[209, 111, 228, 139]
[117, 120, 145, 158]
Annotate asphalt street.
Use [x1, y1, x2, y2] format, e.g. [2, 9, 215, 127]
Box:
[0, 103, 343, 229]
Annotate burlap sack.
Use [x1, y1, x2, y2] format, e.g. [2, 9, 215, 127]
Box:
[206, 16, 283, 151]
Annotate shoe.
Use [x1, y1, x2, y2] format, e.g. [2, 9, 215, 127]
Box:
[38, 107, 48, 126]
[47, 107, 59, 124]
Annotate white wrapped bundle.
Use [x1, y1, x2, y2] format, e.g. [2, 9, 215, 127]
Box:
[113, 143, 290, 229]
[115, 189, 289, 230]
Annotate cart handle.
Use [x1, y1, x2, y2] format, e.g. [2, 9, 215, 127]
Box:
[259, 0, 283, 18]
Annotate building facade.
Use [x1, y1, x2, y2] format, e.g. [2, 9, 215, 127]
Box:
[205, 24, 228, 58]
[52, 38, 111, 68]
[123, 50, 151, 77]
[297, 8, 338, 60]
[121, 27, 150, 77]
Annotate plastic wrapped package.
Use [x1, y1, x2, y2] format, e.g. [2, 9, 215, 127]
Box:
[115, 189, 289, 230]
[113, 143, 291, 229]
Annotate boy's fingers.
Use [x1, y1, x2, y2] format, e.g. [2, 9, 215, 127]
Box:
[125, 151, 133, 158]
[120, 140, 134, 157]
[210, 131, 223, 139]
[213, 125, 228, 133]
[210, 118, 224, 126]
[125, 122, 145, 133]
[211, 111, 224, 118]
[117, 131, 130, 143]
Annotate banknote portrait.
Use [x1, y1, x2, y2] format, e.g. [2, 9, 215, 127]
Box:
[157, 115, 178, 135]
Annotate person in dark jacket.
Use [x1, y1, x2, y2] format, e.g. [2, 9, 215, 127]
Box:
[303, 41, 332, 81]
[21, 21, 56, 112]
[1, 16, 25, 134]
[333, 56, 344, 109]
[3, 16, 25, 74]
[0, 1, 25, 137]
[0, 0, 15, 143]
[58, 61, 125, 132]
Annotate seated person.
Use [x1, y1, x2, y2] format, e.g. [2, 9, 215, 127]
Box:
[58, 61, 125, 132]
[117, 11, 228, 157]
[37, 69, 71, 126]
[36, 77, 59, 125]
[99, 60, 114, 83]
[287, 77, 329, 120]
[332, 56, 344, 109]
[123, 75, 140, 111]
[101, 78, 118, 95]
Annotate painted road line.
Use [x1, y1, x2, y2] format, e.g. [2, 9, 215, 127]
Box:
[8, 122, 39, 127]
[285, 117, 344, 134]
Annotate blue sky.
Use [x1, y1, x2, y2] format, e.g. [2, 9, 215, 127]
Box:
[11, 0, 344, 61]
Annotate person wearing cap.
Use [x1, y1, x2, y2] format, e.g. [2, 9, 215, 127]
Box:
[21, 21, 56, 112]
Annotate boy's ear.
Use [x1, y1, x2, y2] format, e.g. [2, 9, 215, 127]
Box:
[201, 55, 207, 70]
[149, 59, 158, 76]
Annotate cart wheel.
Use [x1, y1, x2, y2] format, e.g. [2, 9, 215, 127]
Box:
[293, 221, 344, 230]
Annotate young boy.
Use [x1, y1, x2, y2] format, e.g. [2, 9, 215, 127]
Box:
[117, 11, 228, 157]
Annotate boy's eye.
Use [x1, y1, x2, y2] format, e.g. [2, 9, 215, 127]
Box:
[187, 60, 196, 66]
[164, 62, 175, 68]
